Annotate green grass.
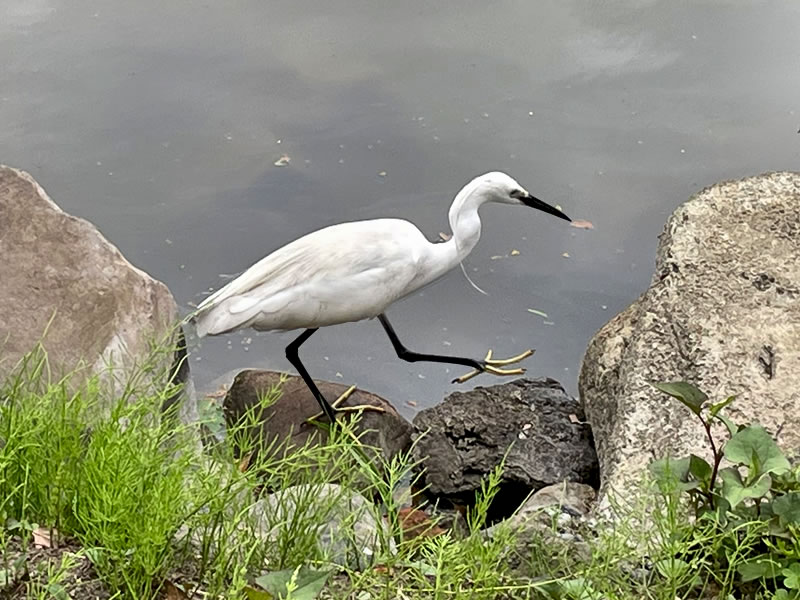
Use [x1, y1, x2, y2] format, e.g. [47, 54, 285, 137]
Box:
[0, 345, 794, 599]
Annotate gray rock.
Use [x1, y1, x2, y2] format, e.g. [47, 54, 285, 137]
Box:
[223, 369, 412, 465]
[516, 482, 597, 519]
[251, 483, 392, 569]
[412, 378, 598, 516]
[485, 482, 596, 570]
[580, 171, 800, 503]
[0, 165, 196, 425]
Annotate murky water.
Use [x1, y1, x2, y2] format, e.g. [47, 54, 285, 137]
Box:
[2, 1, 799, 415]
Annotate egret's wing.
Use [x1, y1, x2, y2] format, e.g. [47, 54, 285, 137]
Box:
[192, 219, 424, 327]
[194, 224, 347, 315]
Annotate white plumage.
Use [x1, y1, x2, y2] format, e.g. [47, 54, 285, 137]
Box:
[193, 171, 569, 337]
[194, 219, 429, 336]
[191, 171, 571, 422]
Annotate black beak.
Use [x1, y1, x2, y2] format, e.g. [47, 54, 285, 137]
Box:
[522, 194, 571, 222]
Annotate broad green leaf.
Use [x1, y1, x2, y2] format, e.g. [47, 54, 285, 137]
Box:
[709, 395, 736, 417]
[559, 577, 602, 600]
[83, 547, 104, 565]
[648, 456, 690, 488]
[534, 581, 564, 600]
[45, 583, 69, 600]
[654, 557, 692, 579]
[774, 493, 800, 525]
[715, 413, 739, 437]
[737, 557, 783, 582]
[244, 587, 274, 600]
[255, 567, 331, 600]
[783, 563, 800, 590]
[651, 382, 708, 416]
[720, 468, 771, 507]
[403, 560, 438, 577]
[688, 454, 712, 483]
[724, 425, 790, 476]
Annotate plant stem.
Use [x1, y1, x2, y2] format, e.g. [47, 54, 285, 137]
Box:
[703, 419, 722, 508]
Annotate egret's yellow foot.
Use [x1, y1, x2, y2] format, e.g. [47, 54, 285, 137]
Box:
[306, 384, 387, 423]
[453, 348, 535, 384]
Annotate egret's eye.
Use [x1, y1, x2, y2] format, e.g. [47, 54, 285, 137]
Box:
[509, 189, 525, 199]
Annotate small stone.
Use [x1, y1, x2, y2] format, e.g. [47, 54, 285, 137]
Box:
[251, 484, 392, 569]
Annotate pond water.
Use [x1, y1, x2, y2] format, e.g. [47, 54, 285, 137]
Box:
[2, 1, 799, 414]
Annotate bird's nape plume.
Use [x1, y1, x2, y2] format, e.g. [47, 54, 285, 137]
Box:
[459, 261, 489, 295]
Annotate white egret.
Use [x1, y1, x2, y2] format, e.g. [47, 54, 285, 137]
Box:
[192, 172, 570, 422]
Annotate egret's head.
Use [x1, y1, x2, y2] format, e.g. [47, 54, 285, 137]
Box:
[475, 171, 571, 222]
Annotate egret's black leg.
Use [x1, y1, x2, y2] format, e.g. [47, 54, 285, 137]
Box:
[377, 314, 483, 371]
[285, 328, 337, 422]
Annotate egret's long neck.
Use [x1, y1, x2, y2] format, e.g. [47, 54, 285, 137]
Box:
[447, 181, 485, 261]
[420, 183, 488, 286]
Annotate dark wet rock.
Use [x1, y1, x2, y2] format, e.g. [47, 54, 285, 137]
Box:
[580, 171, 800, 503]
[0, 165, 196, 425]
[223, 369, 412, 465]
[411, 378, 598, 520]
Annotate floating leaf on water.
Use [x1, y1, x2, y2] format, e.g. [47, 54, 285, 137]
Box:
[490, 255, 504, 260]
[570, 220, 595, 230]
[510, 249, 520, 256]
[274, 154, 291, 167]
[527, 308, 548, 318]
[405, 400, 417, 407]
[562, 252, 570, 258]
[378, 171, 387, 177]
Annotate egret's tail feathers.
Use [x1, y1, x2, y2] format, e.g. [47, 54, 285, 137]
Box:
[193, 307, 247, 338]
[192, 290, 261, 337]
[193, 293, 290, 337]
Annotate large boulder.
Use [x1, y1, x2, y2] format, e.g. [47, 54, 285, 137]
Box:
[223, 369, 412, 465]
[412, 378, 599, 520]
[0, 166, 195, 423]
[580, 172, 800, 501]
